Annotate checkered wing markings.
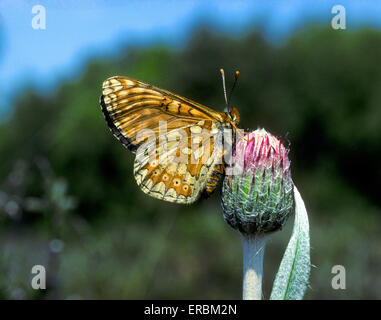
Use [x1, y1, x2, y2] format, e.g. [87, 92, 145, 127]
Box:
[133, 123, 224, 204]
[100, 76, 230, 204]
[100, 76, 226, 153]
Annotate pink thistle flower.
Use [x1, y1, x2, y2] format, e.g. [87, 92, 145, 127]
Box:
[222, 128, 294, 234]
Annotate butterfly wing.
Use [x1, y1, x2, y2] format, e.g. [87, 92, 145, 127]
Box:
[133, 120, 225, 203]
[101, 76, 226, 151]
[100, 76, 229, 203]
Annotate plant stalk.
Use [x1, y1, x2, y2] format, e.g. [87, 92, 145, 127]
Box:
[242, 234, 267, 300]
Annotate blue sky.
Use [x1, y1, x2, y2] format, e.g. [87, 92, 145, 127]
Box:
[1, 0, 381, 115]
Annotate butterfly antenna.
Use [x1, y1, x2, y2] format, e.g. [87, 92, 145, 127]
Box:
[220, 68, 229, 111]
[227, 70, 240, 110]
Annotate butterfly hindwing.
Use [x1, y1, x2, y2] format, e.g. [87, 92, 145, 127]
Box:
[133, 120, 225, 204]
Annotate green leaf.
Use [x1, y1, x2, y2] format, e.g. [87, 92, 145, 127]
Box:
[270, 186, 310, 300]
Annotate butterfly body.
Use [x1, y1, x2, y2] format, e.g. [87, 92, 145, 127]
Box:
[100, 76, 240, 204]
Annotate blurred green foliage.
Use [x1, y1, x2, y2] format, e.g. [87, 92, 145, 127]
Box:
[0, 26, 380, 299]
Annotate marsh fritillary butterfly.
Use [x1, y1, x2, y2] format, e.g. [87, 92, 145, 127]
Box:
[100, 75, 240, 204]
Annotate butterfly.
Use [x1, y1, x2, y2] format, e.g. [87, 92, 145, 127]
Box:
[100, 73, 240, 204]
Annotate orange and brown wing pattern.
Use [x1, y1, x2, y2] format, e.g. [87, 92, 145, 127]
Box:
[133, 120, 225, 203]
[100, 76, 226, 152]
[100, 76, 231, 204]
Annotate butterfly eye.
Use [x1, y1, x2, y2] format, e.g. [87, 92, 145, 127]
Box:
[162, 174, 169, 181]
[153, 169, 160, 176]
[173, 178, 181, 186]
[230, 107, 240, 124]
[183, 185, 189, 191]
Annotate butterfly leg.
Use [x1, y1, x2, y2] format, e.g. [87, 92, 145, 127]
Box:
[230, 121, 249, 142]
[219, 150, 232, 189]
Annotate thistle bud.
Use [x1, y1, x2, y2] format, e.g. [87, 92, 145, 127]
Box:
[222, 128, 294, 235]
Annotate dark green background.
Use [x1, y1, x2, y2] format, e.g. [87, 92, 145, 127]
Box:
[0, 26, 380, 299]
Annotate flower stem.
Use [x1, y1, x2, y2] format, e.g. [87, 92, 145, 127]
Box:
[242, 234, 268, 300]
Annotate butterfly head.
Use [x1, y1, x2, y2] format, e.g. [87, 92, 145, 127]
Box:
[229, 106, 240, 125]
